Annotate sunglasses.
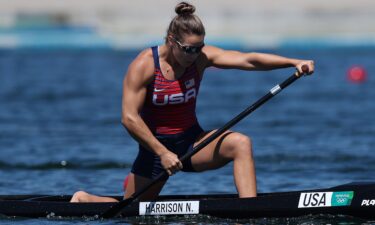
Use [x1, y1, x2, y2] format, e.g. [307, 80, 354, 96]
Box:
[172, 37, 205, 54]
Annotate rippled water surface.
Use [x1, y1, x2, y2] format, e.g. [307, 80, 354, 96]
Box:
[0, 47, 374, 224]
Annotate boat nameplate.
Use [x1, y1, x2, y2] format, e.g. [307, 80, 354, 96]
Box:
[139, 201, 200, 215]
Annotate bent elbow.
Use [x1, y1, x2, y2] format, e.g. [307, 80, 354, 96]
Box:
[121, 113, 137, 128]
[121, 117, 127, 127]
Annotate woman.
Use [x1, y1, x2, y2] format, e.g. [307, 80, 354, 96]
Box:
[71, 1, 314, 202]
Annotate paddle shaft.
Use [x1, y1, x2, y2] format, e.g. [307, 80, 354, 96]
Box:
[102, 70, 304, 218]
[180, 72, 301, 162]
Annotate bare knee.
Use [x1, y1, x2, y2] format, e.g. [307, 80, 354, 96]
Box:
[70, 191, 89, 203]
[224, 133, 253, 158]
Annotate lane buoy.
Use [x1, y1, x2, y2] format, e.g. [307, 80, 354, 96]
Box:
[347, 66, 367, 83]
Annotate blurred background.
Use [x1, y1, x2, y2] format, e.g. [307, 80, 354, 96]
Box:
[1, 1, 374, 224]
[1, 0, 375, 49]
[0, 0, 374, 206]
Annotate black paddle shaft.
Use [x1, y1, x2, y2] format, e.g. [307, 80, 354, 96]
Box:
[101, 68, 306, 218]
[180, 72, 301, 162]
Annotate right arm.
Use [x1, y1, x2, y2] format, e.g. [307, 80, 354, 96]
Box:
[121, 50, 182, 175]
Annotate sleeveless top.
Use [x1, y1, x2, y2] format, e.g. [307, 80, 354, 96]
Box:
[140, 46, 201, 134]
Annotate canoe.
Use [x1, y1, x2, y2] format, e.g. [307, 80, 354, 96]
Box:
[0, 182, 374, 219]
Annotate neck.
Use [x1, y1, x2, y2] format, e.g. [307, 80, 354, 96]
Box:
[163, 45, 186, 70]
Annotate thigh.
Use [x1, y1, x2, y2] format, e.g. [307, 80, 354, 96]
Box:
[124, 173, 167, 201]
[131, 145, 166, 180]
[190, 130, 235, 172]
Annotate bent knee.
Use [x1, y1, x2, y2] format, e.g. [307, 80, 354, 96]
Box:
[227, 133, 252, 148]
[233, 133, 252, 146]
[225, 133, 253, 157]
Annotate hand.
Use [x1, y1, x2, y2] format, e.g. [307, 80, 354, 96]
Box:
[295, 60, 314, 76]
[159, 151, 183, 176]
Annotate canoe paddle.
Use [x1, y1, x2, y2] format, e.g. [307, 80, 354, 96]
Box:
[101, 65, 310, 218]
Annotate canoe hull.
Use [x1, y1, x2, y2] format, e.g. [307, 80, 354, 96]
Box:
[0, 182, 374, 219]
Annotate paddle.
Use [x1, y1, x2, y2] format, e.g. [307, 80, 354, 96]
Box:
[101, 65, 309, 218]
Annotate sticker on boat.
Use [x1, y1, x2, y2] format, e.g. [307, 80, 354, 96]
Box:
[298, 191, 354, 208]
[361, 199, 375, 206]
[139, 201, 199, 215]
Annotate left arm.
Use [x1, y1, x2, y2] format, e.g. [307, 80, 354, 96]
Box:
[202, 45, 314, 75]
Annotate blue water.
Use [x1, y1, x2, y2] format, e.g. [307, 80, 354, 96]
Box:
[0, 47, 374, 225]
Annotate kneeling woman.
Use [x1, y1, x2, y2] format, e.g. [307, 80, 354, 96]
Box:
[70, 1, 314, 203]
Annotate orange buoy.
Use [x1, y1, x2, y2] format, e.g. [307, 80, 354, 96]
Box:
[347, 66, 367, 83]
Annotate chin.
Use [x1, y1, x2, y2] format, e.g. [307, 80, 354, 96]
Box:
[180, 60, 194, 67]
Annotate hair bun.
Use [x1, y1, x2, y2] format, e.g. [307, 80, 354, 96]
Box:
[175, 2, 196, 16]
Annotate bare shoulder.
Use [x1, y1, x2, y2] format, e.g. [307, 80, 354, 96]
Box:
[200, 45, 229, 67]
[125, 48, 155, 85]
[202, 45, 226, 58]
[194, 45, 217, 69]
[200, 45, 249, 69]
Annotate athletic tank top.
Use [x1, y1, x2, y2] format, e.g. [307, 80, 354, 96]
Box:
[141, 46, 201, 134]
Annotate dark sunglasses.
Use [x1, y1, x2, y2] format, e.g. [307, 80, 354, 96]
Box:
[172, 37, 204, 54]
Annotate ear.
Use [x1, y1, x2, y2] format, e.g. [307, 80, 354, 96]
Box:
[167, 35, 174, 46]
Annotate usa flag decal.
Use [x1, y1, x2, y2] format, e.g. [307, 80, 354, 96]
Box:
[185, 79, 195, 89]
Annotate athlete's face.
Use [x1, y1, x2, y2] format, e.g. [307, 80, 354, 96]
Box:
[170, 34, 205, 67]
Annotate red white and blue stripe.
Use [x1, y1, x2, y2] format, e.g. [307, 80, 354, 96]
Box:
[141, 46, 201, 134]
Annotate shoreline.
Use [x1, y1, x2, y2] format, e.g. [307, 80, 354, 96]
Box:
[1, 0, 374, 49]
[1, 28, 375, 50]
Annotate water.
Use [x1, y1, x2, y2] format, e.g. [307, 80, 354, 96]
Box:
[0, 47, 374, 224]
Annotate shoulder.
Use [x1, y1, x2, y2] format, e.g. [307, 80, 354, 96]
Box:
[126, 48, 155, 85]
[199, 45, 248, 69]
[202, 45, 226, 58]
[197, 45, 227, 68]
[128, 48, 154, 75]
